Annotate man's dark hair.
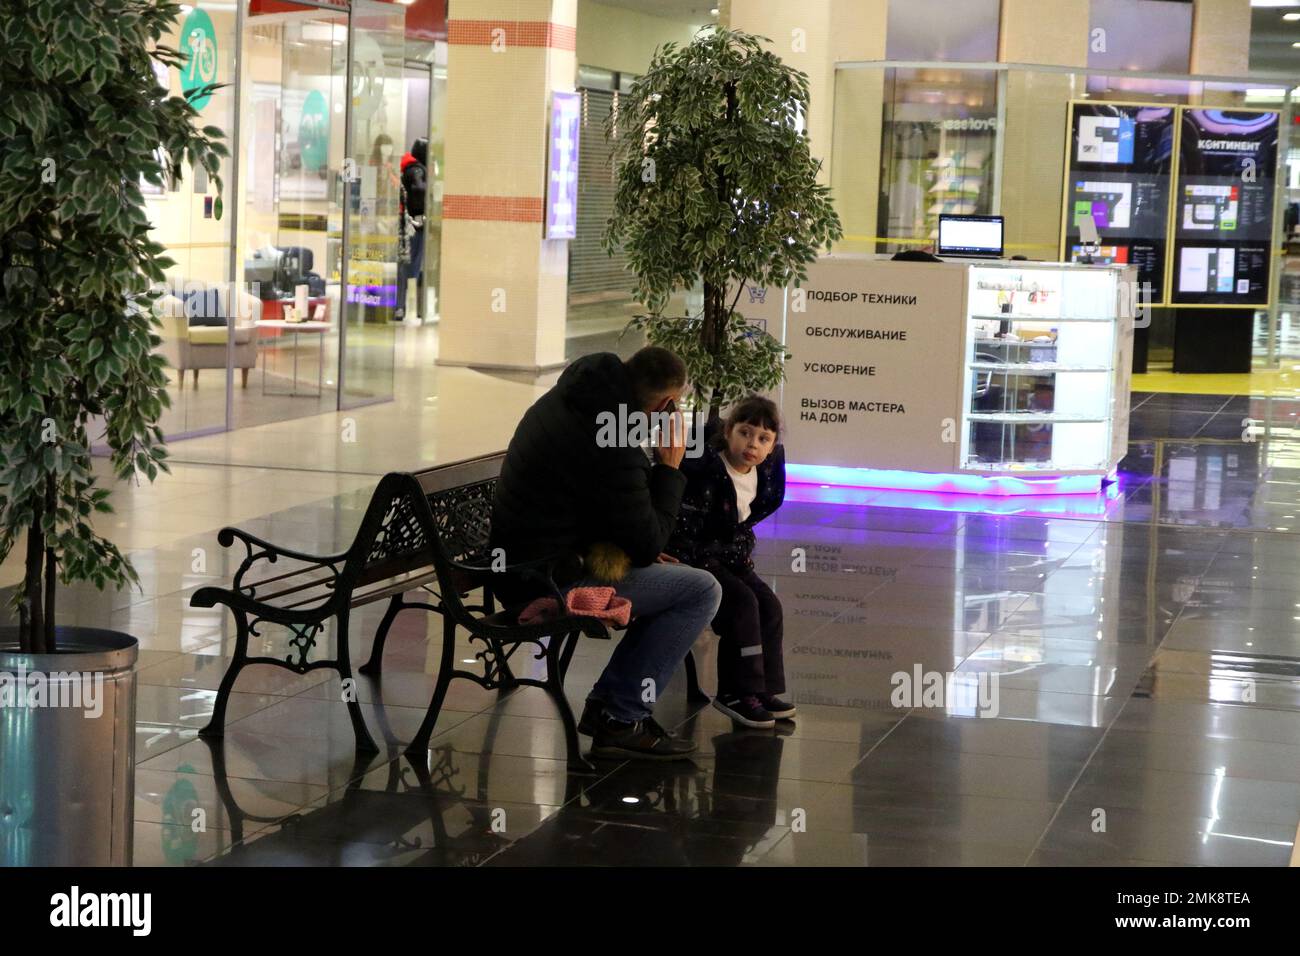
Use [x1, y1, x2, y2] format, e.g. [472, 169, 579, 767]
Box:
[625, 346, 687, 408]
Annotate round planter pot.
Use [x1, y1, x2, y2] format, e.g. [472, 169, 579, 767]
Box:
[0, 627, 138, 866]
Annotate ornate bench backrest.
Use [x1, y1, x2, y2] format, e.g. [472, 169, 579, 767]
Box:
[415, 452, 504, 566]
[426, 478, 495, 566]
[348, 473, 441, 589]
[348, 455, 505, 592]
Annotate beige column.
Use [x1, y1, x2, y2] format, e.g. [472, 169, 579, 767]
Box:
[1190, 0, 1252, 76]
[998, 0, 1089, 260]
[728, 0, 885, 249]
[438, 0, 576, 370]
[998, 0, 1088, 65]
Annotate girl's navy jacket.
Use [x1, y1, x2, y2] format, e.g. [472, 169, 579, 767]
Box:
[665, 422, 786, 573]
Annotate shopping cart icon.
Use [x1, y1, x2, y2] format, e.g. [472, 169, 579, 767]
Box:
[747, 285, 767, 304]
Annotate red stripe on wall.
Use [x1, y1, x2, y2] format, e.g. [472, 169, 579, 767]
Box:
[249, 0, 447, 41]
[444, 195, 545, 223]
[447, 19, 576, 50]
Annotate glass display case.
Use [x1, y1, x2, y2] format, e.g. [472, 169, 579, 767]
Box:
[960, 263, 1135, 477]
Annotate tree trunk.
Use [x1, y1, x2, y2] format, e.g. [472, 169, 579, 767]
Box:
[44, 475, 56, 652]
[23, 516, 46, 654]
[701, 278, 726, 425]
[699, 79, 741, 427]
[44, 540, 57, 654]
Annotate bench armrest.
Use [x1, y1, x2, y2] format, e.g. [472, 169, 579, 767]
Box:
[215, 525, 350, 593]
[216, 526, 349, 565]
[450, 553, 568, 607]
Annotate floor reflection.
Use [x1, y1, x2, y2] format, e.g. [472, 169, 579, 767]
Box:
[5, 390, 1298, 866]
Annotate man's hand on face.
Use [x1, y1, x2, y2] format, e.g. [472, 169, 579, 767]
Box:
[651, 396, 686, 470]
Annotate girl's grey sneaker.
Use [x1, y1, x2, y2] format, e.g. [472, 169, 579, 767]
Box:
[760, 694, 796, 720]
[713, 694, 776, 729]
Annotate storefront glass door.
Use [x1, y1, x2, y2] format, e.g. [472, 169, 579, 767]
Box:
[338, 0, 404, 409]
[235, 1, 348, 428]
[148, 0, 239, 438]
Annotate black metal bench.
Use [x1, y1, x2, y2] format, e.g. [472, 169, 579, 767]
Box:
[191, 452, 706, 767]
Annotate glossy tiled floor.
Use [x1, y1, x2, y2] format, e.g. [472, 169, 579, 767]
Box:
[8, 390, 1300, 866]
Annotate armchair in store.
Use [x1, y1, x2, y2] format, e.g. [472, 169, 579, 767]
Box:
[155, 281, 263, 388]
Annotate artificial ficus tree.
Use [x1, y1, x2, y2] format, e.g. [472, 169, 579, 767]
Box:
[605, 28, 842, 421]
[0, 0, 227, 653]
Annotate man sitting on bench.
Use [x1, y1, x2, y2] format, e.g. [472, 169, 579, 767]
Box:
[490, 346, 722, 759]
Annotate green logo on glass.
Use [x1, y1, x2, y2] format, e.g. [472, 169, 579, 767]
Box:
[300, 90, 329, 173]
[180, 8, 218, 110]
[161, 765, 201, 864]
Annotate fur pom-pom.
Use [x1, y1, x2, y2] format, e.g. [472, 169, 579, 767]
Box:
[584, 541, 631, 583]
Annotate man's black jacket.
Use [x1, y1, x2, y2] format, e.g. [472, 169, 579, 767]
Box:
[489, 353, 687, 602]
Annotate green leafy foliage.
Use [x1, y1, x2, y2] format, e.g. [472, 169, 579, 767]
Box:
[0, 0, 225, 651]
[622, 308, 788, 412]
[604, 28, 842, 415]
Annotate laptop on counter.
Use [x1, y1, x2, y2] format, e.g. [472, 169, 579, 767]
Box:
[937, 214, 1004, 259]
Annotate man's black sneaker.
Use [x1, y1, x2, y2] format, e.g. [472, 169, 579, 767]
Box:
[590, 715, 698, 760]
[712, 694, 776, 729]
[759, 694, 796, 720]
[577, 698, 603, 736]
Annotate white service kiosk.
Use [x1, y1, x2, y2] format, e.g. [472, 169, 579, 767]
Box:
[752, 255, 1136, 496]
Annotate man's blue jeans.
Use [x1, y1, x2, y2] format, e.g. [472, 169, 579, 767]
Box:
[566, 563, 722, 723]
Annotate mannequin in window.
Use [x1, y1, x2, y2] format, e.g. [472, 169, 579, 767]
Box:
[371, 133, 400, 216]
[396, 137, 428, 322]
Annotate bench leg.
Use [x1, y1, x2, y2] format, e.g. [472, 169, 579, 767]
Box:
[200, 610, 248, 739]
[407, 614, 457, 756]
[546, 629, 593, 771]
[359, 593, 404, 677]
[685, 649, 710, 704]
[336, 610, 379, 753]
[491, 636, 518, 694]
[199, 734, 245, 845]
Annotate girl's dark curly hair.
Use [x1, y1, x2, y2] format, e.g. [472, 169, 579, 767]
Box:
[712, 395, 781, 449]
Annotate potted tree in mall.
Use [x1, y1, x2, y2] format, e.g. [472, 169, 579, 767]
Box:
[605, 28, 842, 421]
[0, 0, 226, 864]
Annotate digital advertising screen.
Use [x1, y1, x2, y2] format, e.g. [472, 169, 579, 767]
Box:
[1171, 109, 1278, 306]
[1062, 103, 1174, 302]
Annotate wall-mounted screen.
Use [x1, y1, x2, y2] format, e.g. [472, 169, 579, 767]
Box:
[1061, 103, 1174, 304]
[1170, 109, 1278, 306]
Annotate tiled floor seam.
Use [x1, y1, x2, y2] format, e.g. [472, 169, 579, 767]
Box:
[471, 759, 634, 866]
[1016, 583, 1193, 865]
[1020, 622, 1193, 867]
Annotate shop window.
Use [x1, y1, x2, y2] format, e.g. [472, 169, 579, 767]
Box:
[876, 68, 999, 251]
